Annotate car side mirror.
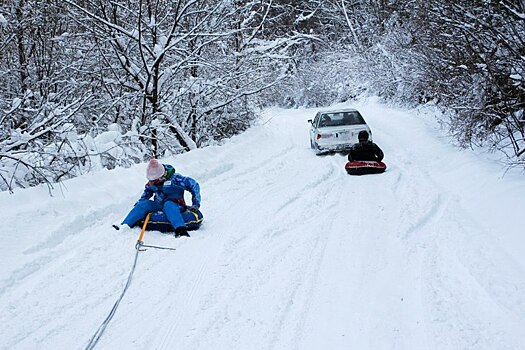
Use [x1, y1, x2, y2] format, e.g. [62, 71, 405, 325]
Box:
[308, 119, 312, 124]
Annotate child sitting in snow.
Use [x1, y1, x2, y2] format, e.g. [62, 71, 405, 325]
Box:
[114, 159, 201, 237]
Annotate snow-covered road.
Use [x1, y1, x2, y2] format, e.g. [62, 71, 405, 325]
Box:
[1, 100, 524, 350]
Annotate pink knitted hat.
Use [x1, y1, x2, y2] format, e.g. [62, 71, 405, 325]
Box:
[146, 159, 165, 180]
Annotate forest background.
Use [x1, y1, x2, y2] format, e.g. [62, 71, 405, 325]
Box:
[1, 0, 523, 192]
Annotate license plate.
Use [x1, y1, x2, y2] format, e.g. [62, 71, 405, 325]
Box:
[334, 131, 350, 138]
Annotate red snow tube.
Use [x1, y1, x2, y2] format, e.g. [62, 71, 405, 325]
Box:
[345, 160, 387, 175]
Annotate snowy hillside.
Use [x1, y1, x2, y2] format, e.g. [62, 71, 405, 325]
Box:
[1, 100, 524, 350]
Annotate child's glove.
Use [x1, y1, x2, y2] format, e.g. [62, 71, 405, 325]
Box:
[187, 205, 200, 212]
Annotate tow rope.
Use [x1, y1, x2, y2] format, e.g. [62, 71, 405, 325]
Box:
[85, 213, 176, 350]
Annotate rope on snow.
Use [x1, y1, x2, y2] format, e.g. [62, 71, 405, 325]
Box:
[84, 213, 176, 350]
[85, 247, 141, 350]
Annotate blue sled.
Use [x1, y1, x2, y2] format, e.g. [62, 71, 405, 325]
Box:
[139, 209, 204, 232]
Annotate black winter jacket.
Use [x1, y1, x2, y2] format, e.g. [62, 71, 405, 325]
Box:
[348, 141, 384, 162]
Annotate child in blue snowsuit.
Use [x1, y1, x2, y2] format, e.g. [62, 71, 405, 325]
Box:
[117, 159, 201, 237]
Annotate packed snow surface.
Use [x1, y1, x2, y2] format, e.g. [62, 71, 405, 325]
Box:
[1, 100, 524, 350]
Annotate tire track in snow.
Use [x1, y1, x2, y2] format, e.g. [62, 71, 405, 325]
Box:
[282, 157, 408, 350]
[422, 200, 525, 350]
[147, 132, 308, 349]
[154, 251, 216, 350]
[382, 134, 443, 242]
[267, 156, 351, 350]
[365, 105, 525, 348]
[288, 148, 442, 349]
[162, 151, 345, 349]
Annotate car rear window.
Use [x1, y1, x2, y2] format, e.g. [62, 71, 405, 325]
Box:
[318, 111, 365, 127]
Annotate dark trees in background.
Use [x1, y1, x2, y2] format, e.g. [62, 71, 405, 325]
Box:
[422, 1, 525, 163]
[0, 0, 523, 191]
[0, 0, 306, 191]
[279, 0, 524, 165]
[0, 0, 98, 192]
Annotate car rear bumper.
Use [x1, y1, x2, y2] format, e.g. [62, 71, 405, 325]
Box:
[315, 142, 353, 152]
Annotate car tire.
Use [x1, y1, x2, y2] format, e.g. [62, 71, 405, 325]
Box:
[311, 140, 322, 155]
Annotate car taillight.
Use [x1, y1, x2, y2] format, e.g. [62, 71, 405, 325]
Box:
[316, 134, 322, 140]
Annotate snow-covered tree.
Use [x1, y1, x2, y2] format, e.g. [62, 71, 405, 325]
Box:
[2, 0, 524, 193]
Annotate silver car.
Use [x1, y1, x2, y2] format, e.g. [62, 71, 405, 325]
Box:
[308, 108, 372, 154]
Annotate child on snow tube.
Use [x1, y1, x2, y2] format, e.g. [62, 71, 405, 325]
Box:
[345, 130, 387, 175]
[117, 159, 202, 237]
